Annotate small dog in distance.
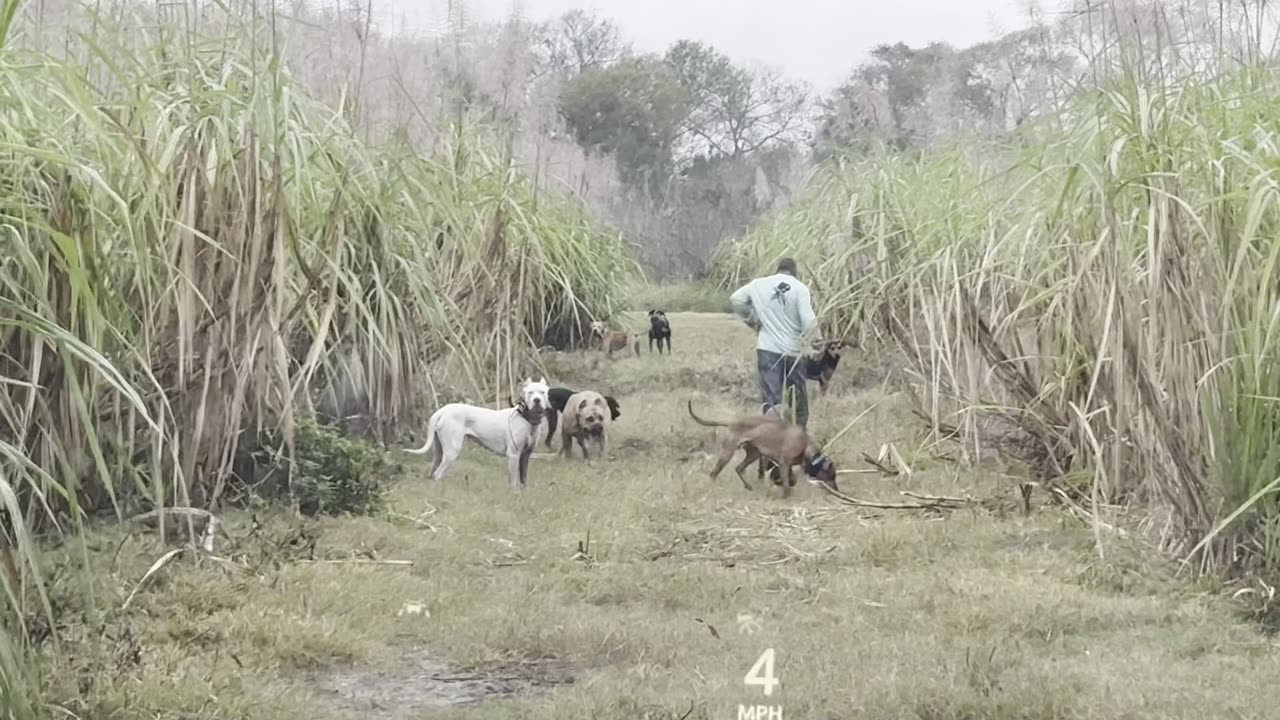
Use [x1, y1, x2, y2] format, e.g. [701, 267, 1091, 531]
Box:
[590, 320, 641, 359]
[648, 310, 672, 354]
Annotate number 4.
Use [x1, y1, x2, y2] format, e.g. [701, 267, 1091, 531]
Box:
[744, 648, 780, 696]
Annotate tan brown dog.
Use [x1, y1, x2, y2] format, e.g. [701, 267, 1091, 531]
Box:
[589, 320, 641, 358]
[687, 401, 837, 497]
[560, 390, 611, 460]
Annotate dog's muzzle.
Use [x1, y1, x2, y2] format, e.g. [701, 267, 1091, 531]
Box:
[519, 400, 547, 423]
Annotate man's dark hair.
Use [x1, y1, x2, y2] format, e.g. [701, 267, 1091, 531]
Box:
[776, 257, 798, 275]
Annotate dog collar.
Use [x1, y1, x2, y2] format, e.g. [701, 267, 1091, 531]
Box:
[805, 453, 828, 477]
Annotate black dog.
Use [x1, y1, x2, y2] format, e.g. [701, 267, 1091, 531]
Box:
[648, 309, 672, 354]
[545, 387, 622, 447]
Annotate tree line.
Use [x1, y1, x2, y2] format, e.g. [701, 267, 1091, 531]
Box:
[530, 8, 1083, 276]
[268, 2, 1247, 277]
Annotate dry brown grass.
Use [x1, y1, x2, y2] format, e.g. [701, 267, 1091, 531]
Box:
[29, 312, 1280, 719]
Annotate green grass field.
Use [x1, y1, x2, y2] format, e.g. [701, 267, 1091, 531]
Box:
[39, 312, 1280, 719]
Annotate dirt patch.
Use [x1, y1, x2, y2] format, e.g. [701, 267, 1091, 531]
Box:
[311, 649, 574, 718]
[999, 528, 1076, 552]
[617, 436, 655, 454]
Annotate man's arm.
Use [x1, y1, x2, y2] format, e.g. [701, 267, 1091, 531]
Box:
[797, 283, 819, 340]
[729, 281, 754, 324]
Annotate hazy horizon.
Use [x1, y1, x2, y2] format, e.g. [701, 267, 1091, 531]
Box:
[367, 0, 1040, 92]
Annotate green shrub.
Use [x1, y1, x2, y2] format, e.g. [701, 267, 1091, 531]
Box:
[246, 418, 391, 516]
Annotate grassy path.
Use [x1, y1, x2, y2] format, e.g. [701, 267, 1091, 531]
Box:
[56, 312, 1280, 719]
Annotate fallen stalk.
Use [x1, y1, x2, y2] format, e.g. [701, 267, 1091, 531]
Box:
[810, 481, 970, 510]
[861, 452, 898, 475]
[297, 558, 415, 566]
[900, 491, 972, 503]
[127, 507, 222, 552]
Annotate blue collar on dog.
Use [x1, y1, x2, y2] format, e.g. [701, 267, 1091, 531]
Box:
[805, 453, 828, 477]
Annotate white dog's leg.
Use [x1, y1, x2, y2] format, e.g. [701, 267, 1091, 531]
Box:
[506, 454, 518, 488]
[429, 431, 446, 479]
[432, 427, 464, 481]
[518, 450, 532, 488]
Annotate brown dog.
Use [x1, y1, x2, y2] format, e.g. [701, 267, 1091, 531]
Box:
[687, 401, 837, 497]
[560, 390, 611, 460]
[590, 320, 641, 358]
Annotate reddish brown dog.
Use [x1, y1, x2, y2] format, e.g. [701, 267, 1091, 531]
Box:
[687, 401, 837, 497]
[590, 320, 641, 358]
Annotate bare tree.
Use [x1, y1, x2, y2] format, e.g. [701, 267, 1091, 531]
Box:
[665, 40, 810, 160]
[533, 9, 629, 78]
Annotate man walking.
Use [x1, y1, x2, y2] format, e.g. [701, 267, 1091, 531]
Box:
[729, 257, 818, 429]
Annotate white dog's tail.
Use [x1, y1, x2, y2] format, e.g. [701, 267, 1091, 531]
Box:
[404, 412, 440, 455]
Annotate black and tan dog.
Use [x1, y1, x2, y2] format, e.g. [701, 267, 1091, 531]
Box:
[803, 340, 851, 395]
[746, 320, 848, 396]
[647, 309, 672, 354]
[545, 387, 621, 448]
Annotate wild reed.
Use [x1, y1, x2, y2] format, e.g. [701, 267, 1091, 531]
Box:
[713, 48, 1280, 576]
[0, 5, 632, 713]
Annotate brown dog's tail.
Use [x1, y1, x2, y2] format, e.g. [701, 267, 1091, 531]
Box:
[687, 400, 729, 428]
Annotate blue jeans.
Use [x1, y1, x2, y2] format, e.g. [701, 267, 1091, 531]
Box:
[756, 349, 808, 429]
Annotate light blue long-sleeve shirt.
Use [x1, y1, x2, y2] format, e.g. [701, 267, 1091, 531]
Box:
[729, 272, 818, 357]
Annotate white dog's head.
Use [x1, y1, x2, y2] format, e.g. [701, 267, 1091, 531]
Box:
[517, 377, 550, 419]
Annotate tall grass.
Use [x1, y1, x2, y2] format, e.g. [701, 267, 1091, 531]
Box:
[713, 30, 1280, 575]
[0, 5, 632, 715]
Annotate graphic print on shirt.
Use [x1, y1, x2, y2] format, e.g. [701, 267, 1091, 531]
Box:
[770, 281, 791, 305]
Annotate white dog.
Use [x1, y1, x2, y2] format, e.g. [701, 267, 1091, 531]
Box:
[405, 378, 551, 491]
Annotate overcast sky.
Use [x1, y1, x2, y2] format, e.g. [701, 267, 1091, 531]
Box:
[369, 0, 1036, 93]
